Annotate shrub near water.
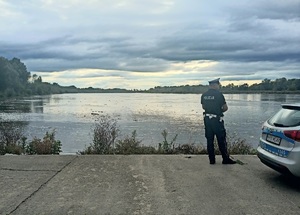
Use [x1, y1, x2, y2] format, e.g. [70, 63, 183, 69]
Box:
[0, 120, 26, 155]
[115, 130, 141, 154]
[206, 138, 256, 156]
[80, 115, 119, 154]
[0, 119, 62, 155]
[115, 130, 157, 154]
[26, 131, 62, 155]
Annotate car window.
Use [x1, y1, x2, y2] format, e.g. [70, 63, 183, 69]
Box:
[268, 108, 300, 127]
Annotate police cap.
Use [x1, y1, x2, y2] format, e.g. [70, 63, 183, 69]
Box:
[208, 78, 220, 85]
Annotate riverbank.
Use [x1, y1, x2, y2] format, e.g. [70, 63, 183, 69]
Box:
[1, 155, 300, 215]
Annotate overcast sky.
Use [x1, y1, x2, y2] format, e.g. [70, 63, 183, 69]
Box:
[1, 0, 299, 89]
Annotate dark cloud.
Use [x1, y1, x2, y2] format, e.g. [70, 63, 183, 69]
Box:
[232, 0, 300, 20]
[0, 0, 299, 89]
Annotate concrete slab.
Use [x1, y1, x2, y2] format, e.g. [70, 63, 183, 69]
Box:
[0, 170, 55, 215]
[0, 155, 75, 215]
[1, 155, 300, 215]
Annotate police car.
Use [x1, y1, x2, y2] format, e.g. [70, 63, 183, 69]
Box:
[257, 103, 300, 177]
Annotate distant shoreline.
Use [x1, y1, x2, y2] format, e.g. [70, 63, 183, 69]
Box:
[1, 91, 300, 102]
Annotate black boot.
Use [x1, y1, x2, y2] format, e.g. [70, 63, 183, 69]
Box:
[222, 158, 236, 164]
[209, 156, 215, 164]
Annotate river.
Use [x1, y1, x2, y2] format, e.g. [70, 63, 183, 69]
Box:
[0, 93, 299, 154]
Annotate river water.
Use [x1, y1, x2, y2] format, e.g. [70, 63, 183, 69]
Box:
[0, 93, 299, 154]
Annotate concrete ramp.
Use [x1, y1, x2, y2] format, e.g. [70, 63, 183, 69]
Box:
[1, 155, 300, 215]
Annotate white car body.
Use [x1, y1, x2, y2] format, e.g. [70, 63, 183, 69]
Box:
[257, 103, 300, 177]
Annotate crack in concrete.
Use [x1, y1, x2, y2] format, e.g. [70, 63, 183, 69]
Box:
[1, 168, 57, 172]
[7, 156, 78, 215]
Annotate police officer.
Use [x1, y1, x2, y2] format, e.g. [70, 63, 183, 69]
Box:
[201, 78, 236, 165]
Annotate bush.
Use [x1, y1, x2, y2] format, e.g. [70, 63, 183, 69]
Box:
[174, 143, 207, 154]
[135, 145, 157, 154]
[227, 138, 256, 155]
[0, 120, 26, 155]
[115, 130, 141, 154]
[115, 130, 157, 154]
[26, 130, 62, 155]
[80, 115, 119, 154]
[5, 143, 23, 155]
[0, 119, 62, 155]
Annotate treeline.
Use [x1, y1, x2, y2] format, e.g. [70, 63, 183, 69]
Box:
[222, 78, 300, 93]
[0, 56, 299, 98]
[0, 57, 131, 98]
[146, 77, 300, 94]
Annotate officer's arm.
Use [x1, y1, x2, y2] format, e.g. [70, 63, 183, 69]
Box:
[222, 104, 228, 112]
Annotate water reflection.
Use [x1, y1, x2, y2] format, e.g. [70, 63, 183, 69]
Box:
[24, 95, 52, 113]
[0, 96, 52, 114]
[260, 93, 300, 103]
[0, 101, 31, 113]
[226, 93, 300, 103]
[30, 100, 44, 113]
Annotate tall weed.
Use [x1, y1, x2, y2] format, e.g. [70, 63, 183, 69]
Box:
[158, 130, 178, 154]
[80, 115, 119, 154]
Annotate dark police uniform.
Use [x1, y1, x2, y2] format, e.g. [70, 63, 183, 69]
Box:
[201, 79, 235, 164]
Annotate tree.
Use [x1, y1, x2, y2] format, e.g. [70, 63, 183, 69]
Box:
[261, 78, 272, 90]
[0, 57, 31, 96]
[287, 79, 300, 91]
[238, 83, 249, 91]
[10, 58, 30, 85]
[273, 77, 287, 91]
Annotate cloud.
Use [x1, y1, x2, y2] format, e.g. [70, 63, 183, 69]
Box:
[0, 0, 299, 89]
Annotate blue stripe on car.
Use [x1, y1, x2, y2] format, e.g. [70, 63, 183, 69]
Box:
[260, 141, 290, 157]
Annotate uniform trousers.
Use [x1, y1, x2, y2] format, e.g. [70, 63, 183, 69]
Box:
[204, 116, 229, 162]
